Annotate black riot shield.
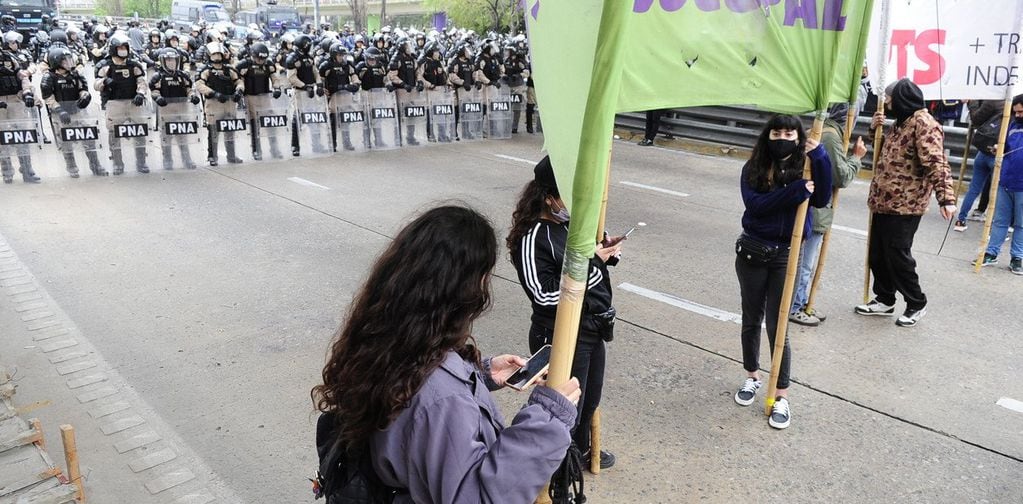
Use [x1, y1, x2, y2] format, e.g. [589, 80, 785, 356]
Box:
[485, 86, 513, 140]
[293, 92, 331, 157]
[366, 88, 400, 150]
[427, 88, 456, 144]
[329, 90, 369, 152]
[456, 87, 484, 141]
[157, 97, 202, 170]
[53, 100, 105, 177]
[103, 99, 155, 175]
[0, 100, 42, 181]
[396, 88, 427, 147]
[245, 94, 290, 161]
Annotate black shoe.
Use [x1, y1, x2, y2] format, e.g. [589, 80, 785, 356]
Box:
[292, 148, 300, 157]
[582, 450, 616, 471]
[20, 169, 41, 183]
[252, 151, 262, 161]
[91, 165, 108, 176]
[406, 138, 419, 146]
[137, 165, 150, 174]
[68, 169, 80, 179]
[227, 157, 243, 164]
[208, 157, 218, 167]
[343, 143, 355, 151]
[164, 162, 174, 171]
[512, 128, 518, 134]
[3, 176, 11, 184]
[638, 139, 654, 147]
[113, 165, 124, 175]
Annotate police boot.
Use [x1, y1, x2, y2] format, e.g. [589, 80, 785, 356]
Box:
[512, 110, 521, 134]
[250, 124, 262, 160]
[179, 145, 197, 170]
[63, 153, 80, 178]
[291, 121, 300, 156]
[86, 151, 107, 176]
[341, 131, 355, 151]
[111, 149, 125, 175]
[406, 125, 419, 146]
[135, 148, 149, 173]
[226, 141, 242, 163]
[207, 131, 219, 166]
[268, 137, 283, 159]
[19, 167, 41, 184]
[374, 127, 387, 148]
[162, 146, 174, 170]
[2, 159, 14, 184]
[525, 104, 535, 134]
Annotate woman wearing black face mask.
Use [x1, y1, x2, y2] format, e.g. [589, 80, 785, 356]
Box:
[507, 155, 622, 471]
[733, 115, 832, 430]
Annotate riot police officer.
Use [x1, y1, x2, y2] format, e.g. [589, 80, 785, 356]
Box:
[236, 42, 284, 160]
[89, 25, 110, 64]
[150, 48, 201, 170]
[447, 44, 479, 140]
[143, 29, 163, 68]
[503, 44, 528, 134]
[94, 33, 149, 175]
[286, 33, 326, 155]
[387, 38, 423, 146]
[196, 42, 244, 166]
[356, 46, 390, 147]
[0, 32, 39, 183]
[418, 42, 450, 142]
[41, 46, 105, 177]
[0, 15, 16, 33]
[319, 43, 360, 151]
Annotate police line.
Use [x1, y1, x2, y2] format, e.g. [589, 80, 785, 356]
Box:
[0, 85, 520, 182]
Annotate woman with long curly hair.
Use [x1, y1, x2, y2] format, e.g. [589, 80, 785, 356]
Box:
[733, 114, 831, 430]
[507, 156, 623, 472]
[312, 204, 581, 504]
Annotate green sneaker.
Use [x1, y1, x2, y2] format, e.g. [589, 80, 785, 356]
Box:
[973, 253, 998, 267]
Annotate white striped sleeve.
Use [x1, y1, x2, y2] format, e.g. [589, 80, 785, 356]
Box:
[519, 223, 560, 306]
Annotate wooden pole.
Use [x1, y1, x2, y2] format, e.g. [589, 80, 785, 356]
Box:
[864, 0, 892, 304]
[956, 125, 974, 199]
[973, 98, 1016, 272]
[764, 114, 825, 415]
[805, 107, 857, 313]
[30, 418, 45, 450]
[589, 159, 611, 476]
[60, 424, 85, 503]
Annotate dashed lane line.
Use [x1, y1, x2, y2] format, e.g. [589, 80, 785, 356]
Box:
[832, 224, 869, 237]
[997, 397, 1023, 414]
[494, 154, 537, 164]
[287, 176, 331, 190]
[619, 181, 690, 198]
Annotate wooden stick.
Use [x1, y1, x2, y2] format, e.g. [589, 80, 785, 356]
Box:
[60, 424, 85, 503]
[956, 125, 974, 199]
[765, 114, 825, 415]
[590, 409, 601, 474]
[30, 418, 45, 450]
[864, 96, 885, 304]
[842, 107, 856, 152]
[973, 98, 1016, 272]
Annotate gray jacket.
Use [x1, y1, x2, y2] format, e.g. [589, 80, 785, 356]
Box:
[370, 351, 577, 504]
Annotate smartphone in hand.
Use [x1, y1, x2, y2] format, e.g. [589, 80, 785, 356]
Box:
[506, 345, 552, 391]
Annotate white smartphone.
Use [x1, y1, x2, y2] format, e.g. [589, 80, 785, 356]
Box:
[506, 345, 552, 391]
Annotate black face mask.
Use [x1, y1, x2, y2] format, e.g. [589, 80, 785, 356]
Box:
[1015, 115, 1023, 126]
[767, 139, 798, 160]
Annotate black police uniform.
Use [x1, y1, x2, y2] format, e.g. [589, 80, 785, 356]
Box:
[0, 50, 38, 182]
[286, 48, 326, 154]
[41, 68, 104, 176]
[319, 57, 360, 151]
[237, 56, 283, 159]
[150, 67, 199, 170]
[97, 57, 148, 174]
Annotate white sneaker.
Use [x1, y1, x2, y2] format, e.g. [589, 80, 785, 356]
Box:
[768, 397, 791, 429]
[967, 210, 986, 222]
[789, 310, 821, 327]
[855, 299, 895, 316]
[895, 308, 927, 327]
[734, 378, 762, 406]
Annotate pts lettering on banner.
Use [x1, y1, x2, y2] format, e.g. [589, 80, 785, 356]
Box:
[891, 29, 946, 85]
[462, 103, 482, 114]
[373, 108, 396, 119]
[260, 115, 288, 128]
[216, 119, 247, 132]
[403, 106, 426, 118]
[340, 111, 365, 123]
[0, 129, 39, 145]
[115, 123, 149, 138]
[60, 126, 99, 142]
[164, 122, 198, 135]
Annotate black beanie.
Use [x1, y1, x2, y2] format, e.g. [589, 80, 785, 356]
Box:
[534, 155, 560, 196]
[885, 78, 925, 125]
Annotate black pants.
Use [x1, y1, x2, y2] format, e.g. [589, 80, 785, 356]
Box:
[735, 249, 791, 390]
[869, 213, 926, 310]
[644, 109, 663, 141]
[978, 177, 992, 213]
[529, 323, 605, 454]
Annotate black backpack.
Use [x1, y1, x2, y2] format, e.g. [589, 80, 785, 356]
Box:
[313, 412, 405, 504]
[973, 115, 1003, 154]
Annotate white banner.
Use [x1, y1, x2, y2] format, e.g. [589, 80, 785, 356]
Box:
[867, 0, 1023, 100]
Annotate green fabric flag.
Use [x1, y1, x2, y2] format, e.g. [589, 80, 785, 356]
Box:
[527, 1, 875, 266]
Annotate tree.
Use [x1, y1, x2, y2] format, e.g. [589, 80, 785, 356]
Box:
[121, 0, 171, 18]
[424, 0, 521, 33]
[346, 0, 367, 33]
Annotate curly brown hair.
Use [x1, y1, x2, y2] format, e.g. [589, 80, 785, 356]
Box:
[311, 205, 497, 451]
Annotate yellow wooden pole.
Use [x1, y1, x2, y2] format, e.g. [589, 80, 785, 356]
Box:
[806, 107, 856, 313]
[60, 424, 86, 503]
[956, 125, 974, 199]
[973, 98, 1015, 272]
[864, 94, 886, 304]
[764, 114, 825, 415]
[589, 159, 610, 476]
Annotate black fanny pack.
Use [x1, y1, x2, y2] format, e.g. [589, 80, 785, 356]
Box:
[592, 306, 616, 342]
[735, 234, 781, 264]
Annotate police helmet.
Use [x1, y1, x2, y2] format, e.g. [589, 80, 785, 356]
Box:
[205, 41, 226, 62]
[329, 42, 347, 61]
[49, 29, 68, 45]
[251, 42, 269, 61]
[34, 30, 50, 45]
[41, 14, 50, 23]
[164, 29, 180, 44]
[3, 31, 22, 48]
[246, 29, 263, 43]
[318, 37, 333, 54]
[158, 47, 181, 72]
[364, 46, 383, 64]
[372, 33, 385, 48]
[149, 29, 161, 42]
[293, 33, 312, 52]
[46, 46, 74, 70]
[353, 34, 364, 46]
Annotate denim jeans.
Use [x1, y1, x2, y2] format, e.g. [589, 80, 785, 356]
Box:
[958, 151, 996, 221]
[986, 187, 1023, 259]
[791, 231, 824, 313]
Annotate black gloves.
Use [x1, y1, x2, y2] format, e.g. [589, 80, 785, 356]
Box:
[23, 93, 34, 107]
[215, 92, 228, 103]
[59, 110, 70, 124]
[346, 84, 360, 93]
[404, 83, 413, 92]
[385, 83, 395, 92]
[156, 96, 167, 107]
[232, 90, 243, 102]
[131, 93, 145, 106]
[315, 85, 324, 97]
[0, 101, 7, 109]
[493, 82, 501, 89]
[77, 94, 91, 109]
[463, 83, 471, 92]
[272, 88, 282, 99]
[102, 77, 113, 88]
[190, 94, 201, 105]
[474, 82, 482, 90]
[415, 82, 424, 92]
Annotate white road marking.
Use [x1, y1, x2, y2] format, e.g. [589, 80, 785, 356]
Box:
[832, 224, 869, 237]
[619, 282, 742, 325]
[620, 181, 690, 198]
[996, 397, 1023, 414]
[287, 177, 330, 190]
[494, 154, 537, 164]
[852, 180, 868, 186]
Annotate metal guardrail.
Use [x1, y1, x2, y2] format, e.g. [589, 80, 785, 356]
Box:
[616, 107, 976, 177]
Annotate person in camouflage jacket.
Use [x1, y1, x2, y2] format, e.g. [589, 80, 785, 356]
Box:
[856, 78, 956, 327]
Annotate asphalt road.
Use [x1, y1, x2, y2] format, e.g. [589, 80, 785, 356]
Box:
[0, 134, 1020, 503]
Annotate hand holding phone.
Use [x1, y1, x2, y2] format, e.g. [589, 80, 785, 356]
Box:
[506, 345, 552, 391]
